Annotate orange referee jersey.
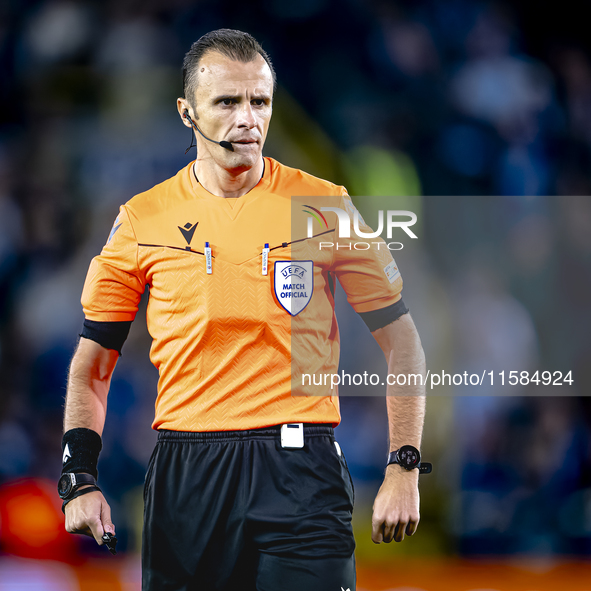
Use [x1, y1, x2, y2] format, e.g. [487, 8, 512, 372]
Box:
[81, 157, 404, 431]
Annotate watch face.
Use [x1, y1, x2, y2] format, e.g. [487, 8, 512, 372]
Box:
[398, 445, 421, 469]
[58, 474, 73, 498]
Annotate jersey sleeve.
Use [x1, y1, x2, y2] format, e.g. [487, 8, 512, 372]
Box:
[81, 206, 146, 322]
[332, 190, 407, 329]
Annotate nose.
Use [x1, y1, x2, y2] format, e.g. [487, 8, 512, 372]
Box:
[237, 103, 256, 128]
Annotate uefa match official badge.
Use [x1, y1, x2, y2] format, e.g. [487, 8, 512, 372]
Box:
[274, 261, 314, 316]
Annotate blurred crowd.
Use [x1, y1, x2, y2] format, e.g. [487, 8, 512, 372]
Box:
[1, 0, 591, 568]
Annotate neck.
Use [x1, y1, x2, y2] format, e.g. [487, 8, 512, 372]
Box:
[194, 156, 264, 198]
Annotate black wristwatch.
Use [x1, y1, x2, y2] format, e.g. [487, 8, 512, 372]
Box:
[57, 472, 97, 500]
[387, 445, 432, 474]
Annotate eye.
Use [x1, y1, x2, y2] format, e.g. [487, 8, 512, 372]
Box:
[221, 98, 235, 106]
[252, 99, 265, 106]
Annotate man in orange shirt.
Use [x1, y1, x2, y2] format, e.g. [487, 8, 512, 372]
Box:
[59, 29, 427, 590]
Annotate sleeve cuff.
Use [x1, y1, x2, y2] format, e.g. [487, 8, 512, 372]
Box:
[358, 298, 409, 332]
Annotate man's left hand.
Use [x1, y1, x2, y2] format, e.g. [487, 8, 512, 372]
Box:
[371, 464, 420, 543]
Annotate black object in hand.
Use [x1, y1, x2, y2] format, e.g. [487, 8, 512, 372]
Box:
[102, 532, 118, 555]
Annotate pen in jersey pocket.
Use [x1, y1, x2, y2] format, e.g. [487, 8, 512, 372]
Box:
[205, 242, 212, 274]
[262, 243, 269, 275]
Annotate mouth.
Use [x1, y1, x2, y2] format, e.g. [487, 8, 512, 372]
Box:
[231, 139, 258, 145]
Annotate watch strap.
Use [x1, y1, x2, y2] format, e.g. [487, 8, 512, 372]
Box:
[387, 449, 432, 474]
[59, 472, 97, 499]
[72, 473, 96, 487]
[418, 462, 432, 474]
[61, 484, 102, 513]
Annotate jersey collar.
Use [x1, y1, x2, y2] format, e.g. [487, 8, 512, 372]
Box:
[189, 157, 271, 202]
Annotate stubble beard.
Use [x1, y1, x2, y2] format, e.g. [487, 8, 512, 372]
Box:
[222, 147, 260, 175]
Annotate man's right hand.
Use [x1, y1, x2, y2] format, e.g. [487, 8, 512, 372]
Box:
[64, 488, 116, 546]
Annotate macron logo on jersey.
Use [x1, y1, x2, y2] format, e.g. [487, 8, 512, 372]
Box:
[178, 222, 198, 246]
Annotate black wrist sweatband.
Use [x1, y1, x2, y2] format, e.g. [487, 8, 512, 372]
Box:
[61, 428, 102, 479]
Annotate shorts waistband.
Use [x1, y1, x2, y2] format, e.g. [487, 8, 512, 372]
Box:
[157, 423, 334, 442]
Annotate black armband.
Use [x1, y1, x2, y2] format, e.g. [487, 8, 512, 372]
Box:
[359, 298, 409, 332]
[80, 319, 132, 355]
[61, 428, 102, 479]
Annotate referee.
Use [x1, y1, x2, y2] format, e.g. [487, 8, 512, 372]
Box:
[59, 29, 427, 591]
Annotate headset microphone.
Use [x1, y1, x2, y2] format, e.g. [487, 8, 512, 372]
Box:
[183, 110, 234, 152]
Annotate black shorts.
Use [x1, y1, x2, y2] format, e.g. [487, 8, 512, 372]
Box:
[142, 424, 356, 591]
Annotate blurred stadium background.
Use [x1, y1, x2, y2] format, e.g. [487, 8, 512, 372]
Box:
[1, 0, 591, 589]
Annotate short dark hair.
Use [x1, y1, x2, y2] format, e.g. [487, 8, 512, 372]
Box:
[182, 29, 276, 104]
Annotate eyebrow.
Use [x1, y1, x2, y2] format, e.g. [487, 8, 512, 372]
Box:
[213, 94, 272, 103]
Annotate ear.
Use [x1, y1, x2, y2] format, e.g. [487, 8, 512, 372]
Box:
[177, 98, 193, 127]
